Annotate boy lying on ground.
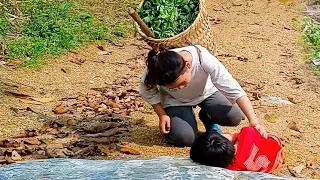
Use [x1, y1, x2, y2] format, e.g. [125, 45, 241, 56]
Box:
[190, 126, 285, 173]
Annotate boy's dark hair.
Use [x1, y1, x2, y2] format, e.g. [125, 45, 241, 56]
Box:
[190, 131, 235, 167]
[144, 49, 186, 89]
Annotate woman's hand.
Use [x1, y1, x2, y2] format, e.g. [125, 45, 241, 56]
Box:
[250, 122, 268, 138]
[236, 96, 268, 138]
[159, 115, 171, 134]
[151, 103, 171, 134]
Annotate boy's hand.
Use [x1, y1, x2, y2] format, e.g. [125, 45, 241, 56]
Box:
[251, 123, 267, 138]
[159, 115, 171, 134]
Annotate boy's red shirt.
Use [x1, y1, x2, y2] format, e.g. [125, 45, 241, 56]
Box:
[226, 127, 284, 173]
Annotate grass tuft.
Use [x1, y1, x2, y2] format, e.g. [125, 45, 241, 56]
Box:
[0, 0, 138, 67]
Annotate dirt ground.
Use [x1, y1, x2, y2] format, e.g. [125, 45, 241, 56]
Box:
[0, 0, 319, 178]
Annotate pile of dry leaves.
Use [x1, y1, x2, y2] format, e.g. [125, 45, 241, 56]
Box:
[54, 78, 145, 117]
[0, 115, 142, 167]
[1, 77, 146, 166]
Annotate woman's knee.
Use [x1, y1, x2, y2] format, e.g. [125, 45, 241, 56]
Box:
[227, 105, 243, 126]
[167, 117, 196, 147]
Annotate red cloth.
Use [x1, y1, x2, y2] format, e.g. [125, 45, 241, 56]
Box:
[226, 127, 284, 173]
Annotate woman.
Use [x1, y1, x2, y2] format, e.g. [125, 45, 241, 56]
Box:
[139, 45, 267, 147]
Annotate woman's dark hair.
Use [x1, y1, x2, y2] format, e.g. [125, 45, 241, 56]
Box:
[190, 131, 235, 168]
[144, 49, 186, 89]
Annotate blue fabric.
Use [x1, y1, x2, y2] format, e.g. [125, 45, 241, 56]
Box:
[209, 124, 223, 134]
[0, 157, 298, 180]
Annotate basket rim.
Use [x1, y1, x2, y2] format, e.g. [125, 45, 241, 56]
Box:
[136, 0, 206, 43]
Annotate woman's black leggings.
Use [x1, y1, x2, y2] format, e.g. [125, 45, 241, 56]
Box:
[164, 91, 244, 147]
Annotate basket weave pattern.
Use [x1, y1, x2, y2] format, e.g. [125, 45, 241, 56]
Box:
[137, 0, 216, 54]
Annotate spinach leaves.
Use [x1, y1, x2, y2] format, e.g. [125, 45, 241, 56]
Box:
[138, 0, 199, 38]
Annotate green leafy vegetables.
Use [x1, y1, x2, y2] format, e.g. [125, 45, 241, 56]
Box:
[138, 0, 199, 38]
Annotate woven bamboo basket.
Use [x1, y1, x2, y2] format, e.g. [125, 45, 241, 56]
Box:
[136, 0, 216, 54]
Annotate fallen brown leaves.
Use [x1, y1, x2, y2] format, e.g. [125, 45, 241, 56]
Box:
[5, 90, 54, 105]
[119, 146, 140, 155]
[265, 113, 277, 123]
[0, 115, 141, 167]
[53, 104, 69, 114]
[1, 77, 145, 167]
[288, 121, 302, 133]
[55, 78, 145, 117]
[287, 159, 320, 177]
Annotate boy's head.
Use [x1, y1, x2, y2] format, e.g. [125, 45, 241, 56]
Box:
[190, 131, 235, 167]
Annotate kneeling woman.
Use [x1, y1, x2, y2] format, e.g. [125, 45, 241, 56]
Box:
[139, 45, 267, 147]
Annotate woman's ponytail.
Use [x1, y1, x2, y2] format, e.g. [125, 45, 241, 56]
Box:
[144, 47, 185, 89]
[144, 49, 159, 89]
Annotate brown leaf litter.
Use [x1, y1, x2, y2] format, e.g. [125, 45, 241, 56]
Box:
[0, 115, 140, 167]
[55, 78, 145, 118]
[288, 121, 302, 133]
[4, 90, 54, 104]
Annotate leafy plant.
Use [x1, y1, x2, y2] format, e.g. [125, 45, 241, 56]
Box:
[138, 0, 199, 38]
[301, 18, 320, 52]
[300, 17, 320, 75]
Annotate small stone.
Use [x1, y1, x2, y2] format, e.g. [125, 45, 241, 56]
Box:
[289, 165, 305, 177]
[264, 97, 293, 105]
[11, 151, 22, 161]
[311, 59, 320, 66]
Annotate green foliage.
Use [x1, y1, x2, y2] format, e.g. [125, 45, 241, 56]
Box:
[312, 66, 320, 76]
[301, 18, 320, 57]
[138, 0, 199, 38]
[0, 16, 11, 39]
[0, 0, 131, 67]
[112, 26, 127, 38]
[300, 17, 320, 75]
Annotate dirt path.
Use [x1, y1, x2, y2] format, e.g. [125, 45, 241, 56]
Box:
[205, 0, 320, 178]
[0, 0, 319, 178]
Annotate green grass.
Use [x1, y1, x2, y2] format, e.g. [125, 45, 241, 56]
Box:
[311, 66, 320, 76]
[0, 0, 138, 67]
[300, 17, 320, 75]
